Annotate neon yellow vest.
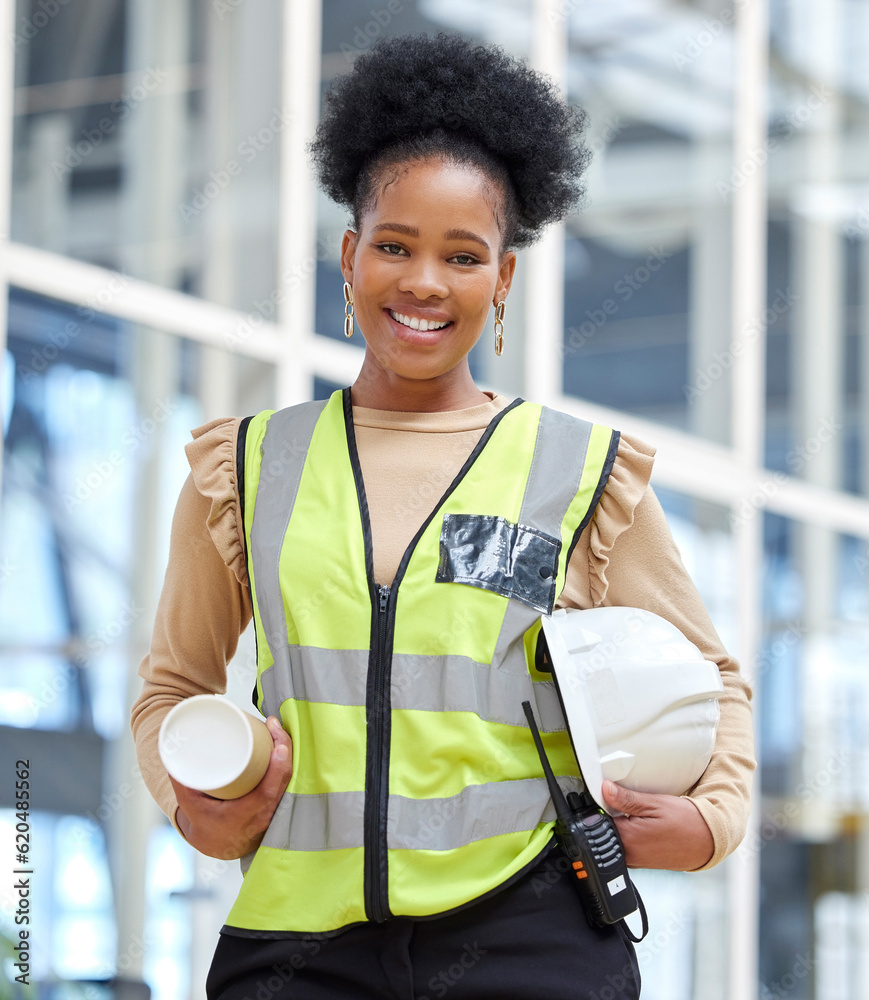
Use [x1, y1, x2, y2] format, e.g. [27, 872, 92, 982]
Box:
[225, 388, 618, 935]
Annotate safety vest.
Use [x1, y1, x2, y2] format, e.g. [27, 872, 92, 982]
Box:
[224, 388, 619, 935]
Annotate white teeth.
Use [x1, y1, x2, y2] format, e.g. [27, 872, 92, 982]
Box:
[389, 310, 449, 332]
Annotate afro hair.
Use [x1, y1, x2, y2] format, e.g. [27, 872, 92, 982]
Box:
[308, 32, 593, 252]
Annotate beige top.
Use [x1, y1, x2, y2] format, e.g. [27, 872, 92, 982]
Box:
[130, 392, 755, 871]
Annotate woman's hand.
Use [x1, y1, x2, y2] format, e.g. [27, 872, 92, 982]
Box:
[170, 716, 294, 860]
[601, 780, 714, 872]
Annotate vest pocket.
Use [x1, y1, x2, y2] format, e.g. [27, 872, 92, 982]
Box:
[435, 512, 561, 614]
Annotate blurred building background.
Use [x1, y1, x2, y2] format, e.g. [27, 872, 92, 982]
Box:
[1, 0, 868, 997]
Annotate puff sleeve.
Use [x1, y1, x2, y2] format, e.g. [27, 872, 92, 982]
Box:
[184, 416, 249, 586]
[130, 417, 252, 834]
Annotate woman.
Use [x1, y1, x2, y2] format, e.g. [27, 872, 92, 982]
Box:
[131, 32, 755, 999]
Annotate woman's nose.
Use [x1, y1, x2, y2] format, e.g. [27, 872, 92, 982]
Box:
[396, 257, 449, 299]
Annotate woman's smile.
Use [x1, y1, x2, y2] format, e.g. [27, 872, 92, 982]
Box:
[383, 307, 454, 344]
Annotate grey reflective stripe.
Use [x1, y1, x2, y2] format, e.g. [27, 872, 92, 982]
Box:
[519, 406, 593, 535]
[260, 777, 580, 854]
[259, 646, 566, 732]
[490, 406, 596, 690]
[392, 653, 566, 732]
[260, 646, 367, 709]
[491, 598, 545, 675]
[490, 599, 567, 731]
[250, 400, 328, 716]
[262, 790, 366, 851]
[528, 680, 567, 733]
[388, 776, 582, 851]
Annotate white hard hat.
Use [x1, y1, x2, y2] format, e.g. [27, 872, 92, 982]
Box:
[539, 606, 723, 813]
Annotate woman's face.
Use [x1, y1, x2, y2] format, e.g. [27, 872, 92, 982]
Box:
[340, 157, 516, 390]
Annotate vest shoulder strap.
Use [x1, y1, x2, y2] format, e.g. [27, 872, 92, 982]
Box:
[520, 404, 620, 572]
[236, 414, 255, 708]
[236, 398, 329, 552]
[565, 425, 621, 567]
[236, 415, 254, 554]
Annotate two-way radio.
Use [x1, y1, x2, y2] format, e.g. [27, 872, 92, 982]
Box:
[521, 700, 648, 941]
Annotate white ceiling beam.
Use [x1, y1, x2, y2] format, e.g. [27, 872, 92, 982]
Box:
[550, 391, 869, 540]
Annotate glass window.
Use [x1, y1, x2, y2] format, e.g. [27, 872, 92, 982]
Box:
[564, 1, 736, 443]
[758, 511, 869, 999]
[764, 0, 866, 498]
[11, 0, 282, 314]
[1, 285, 252, 993]
[2, 288, 201, 738]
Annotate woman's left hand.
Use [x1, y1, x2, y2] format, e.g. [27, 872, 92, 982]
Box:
[601, 780, 714, 871]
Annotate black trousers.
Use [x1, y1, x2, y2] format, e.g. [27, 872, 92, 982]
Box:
[206, 845, 641, 1000]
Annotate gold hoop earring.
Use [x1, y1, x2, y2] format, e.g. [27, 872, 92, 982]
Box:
[494, 300, 506, 357]
[343, 281, 354, 338]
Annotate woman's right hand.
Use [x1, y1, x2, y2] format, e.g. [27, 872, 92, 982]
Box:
[170, 715, 294, 860]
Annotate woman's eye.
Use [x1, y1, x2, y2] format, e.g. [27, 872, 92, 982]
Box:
[376, 244, 477, 265]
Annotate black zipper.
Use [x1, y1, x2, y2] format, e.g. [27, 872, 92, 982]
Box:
[342, 387, 525, 924]
[366, 583, 391, 923]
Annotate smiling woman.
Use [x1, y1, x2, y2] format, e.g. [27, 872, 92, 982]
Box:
[130, 30, 755, 1000]
[307, 33, 589, 414]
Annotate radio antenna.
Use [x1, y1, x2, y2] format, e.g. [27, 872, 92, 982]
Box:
[522, 700, 580, 825]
